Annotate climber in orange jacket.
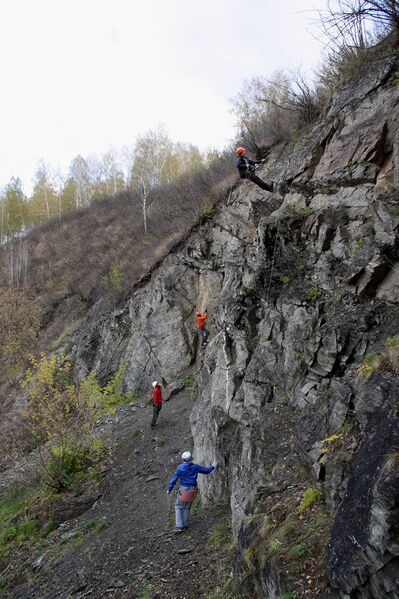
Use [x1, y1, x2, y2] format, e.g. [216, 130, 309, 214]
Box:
[196, 309, 209, 348]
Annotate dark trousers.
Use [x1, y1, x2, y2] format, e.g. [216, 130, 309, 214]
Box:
[151, 404, 162, 427]
[245, 173, 273, 191]
[198, 328, 209, 346]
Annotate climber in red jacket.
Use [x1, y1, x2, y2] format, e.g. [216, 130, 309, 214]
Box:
[150, 381, 163, 428]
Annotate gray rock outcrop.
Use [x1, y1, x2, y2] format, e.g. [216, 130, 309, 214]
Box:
[71, 54, 399, 598]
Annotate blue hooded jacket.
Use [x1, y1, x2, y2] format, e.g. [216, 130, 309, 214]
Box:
[167, 461, 214, 492]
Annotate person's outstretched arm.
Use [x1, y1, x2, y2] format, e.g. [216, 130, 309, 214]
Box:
[167, 467, 181, 493]
[194, 463, 215, 474]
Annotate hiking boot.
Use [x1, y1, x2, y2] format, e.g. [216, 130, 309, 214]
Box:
[174, 528, 185, 533]
[275, 181, 289, 196]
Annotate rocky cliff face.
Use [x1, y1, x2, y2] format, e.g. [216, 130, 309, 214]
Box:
[72, 55, 399, 598]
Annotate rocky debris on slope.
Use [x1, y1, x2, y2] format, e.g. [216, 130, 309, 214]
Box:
[65, 55, 399, 599]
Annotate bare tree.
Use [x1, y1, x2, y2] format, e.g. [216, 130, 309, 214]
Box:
[316, 1, 398, 89]
[130, 126, 198, 233]
[69, 155, 92, 209]
[9, 237, 29, 288]
[318, 0, 398, 57]
[255, 71, 322, 128]
[52, 168, 65, 220]
[101, 149, 125, 196]
[130, 129, 170, 233]
[322, 1, 399, 36]
[230, 72, 319, 152]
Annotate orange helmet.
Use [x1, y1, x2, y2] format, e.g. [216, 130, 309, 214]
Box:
[236, 146, 245, 155]
[195, 311, 202, 317]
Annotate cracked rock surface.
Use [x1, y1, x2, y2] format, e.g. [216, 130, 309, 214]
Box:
[64, 55, 399, 598]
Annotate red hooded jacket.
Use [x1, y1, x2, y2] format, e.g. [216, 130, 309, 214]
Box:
[152, 384, 163, 407]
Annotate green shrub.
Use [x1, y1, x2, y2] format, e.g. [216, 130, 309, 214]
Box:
[0, 524, 18, 545]
[244, 487, 331, 597]
[46, 446, 90, 490]
[357, 337, 399, 380]
[59, 530, 84, 548]
[302, 207, 313, 218]
[299, 487, 322, 511]
[42, 520, 55, 536]
[0, 485, 55, 562]
[352, 238, 366, 256]
[288, 541, 313, 558]
[306, 286, 322, 301]
[338, 208, 350, 223]
[243, 285, 256, 295]
[357, 352, 381, 379]
[270, 537, 283, 551]
[82, 518, 98, 532]
[206, 575, 240, 599]
[197, 203, 215, 224]
[95, 521, 108, 533]
[124, 391, 138, 403]
[16, 518, 39, 542]
[81, 518, 107, 534]
[100, 365, 127, 412]
[21, 355, 117, 491]
[280, 276, 291, 286]
[253, 334, 261, 345]
[386, 336, 399, 350]
[108, 259, 122, 291]
[182, 376, 194, 387]
[191, 495, 202, 514]
[206, 521, 234, 553]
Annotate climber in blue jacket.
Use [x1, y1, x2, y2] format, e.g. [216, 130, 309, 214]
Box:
[167, 451, 217, 532]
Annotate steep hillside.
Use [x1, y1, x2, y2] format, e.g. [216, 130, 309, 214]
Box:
[1, 52, 399, 599]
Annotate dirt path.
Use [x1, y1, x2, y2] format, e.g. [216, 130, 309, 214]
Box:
[9, 386, 230, 599]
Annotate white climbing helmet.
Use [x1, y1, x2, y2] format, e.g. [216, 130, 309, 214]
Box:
[152, 381, 158, 388]
[182, 451, 192, 461]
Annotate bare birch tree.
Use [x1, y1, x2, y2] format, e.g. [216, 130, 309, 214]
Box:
[130, 127, 174, 234]
[69, 155, 92, 209]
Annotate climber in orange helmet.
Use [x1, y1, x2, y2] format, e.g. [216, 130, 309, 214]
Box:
[235, 146, 275, 192]
[195, 309, 209, 348]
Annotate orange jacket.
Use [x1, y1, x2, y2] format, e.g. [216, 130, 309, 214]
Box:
[196, 312, 208, 329]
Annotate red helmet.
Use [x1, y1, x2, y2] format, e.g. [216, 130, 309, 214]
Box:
[236, 146, 245, 155]
[195, 311, 202, 317]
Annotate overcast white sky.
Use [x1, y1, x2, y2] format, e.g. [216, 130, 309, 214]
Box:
[0, 0, 328, 193]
